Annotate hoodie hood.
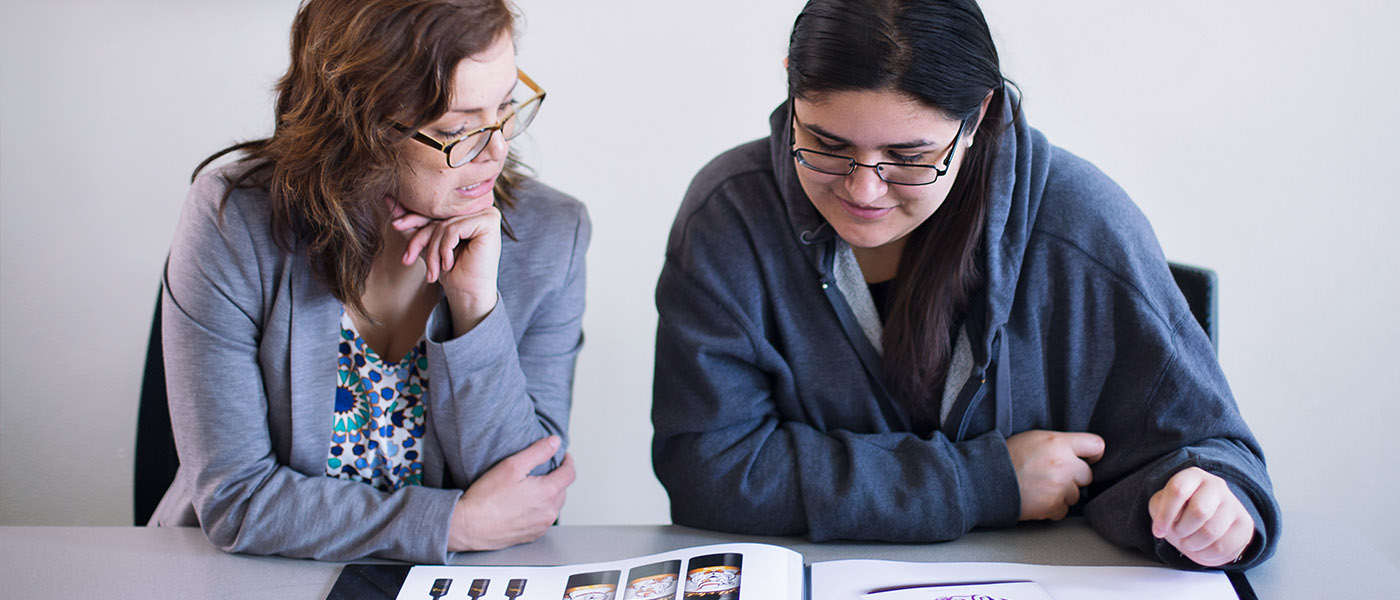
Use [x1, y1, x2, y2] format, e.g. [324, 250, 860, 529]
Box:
[767, 91, 1052, 368]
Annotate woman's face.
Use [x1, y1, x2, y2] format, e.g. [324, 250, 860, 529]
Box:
[791, 90, 973, 253]
[396, 33, 518, 219]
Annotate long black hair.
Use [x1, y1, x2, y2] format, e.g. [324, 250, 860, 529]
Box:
[787, 0, 1019, 428]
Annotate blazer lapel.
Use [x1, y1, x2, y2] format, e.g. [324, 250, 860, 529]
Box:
[286, 266, 343, 476]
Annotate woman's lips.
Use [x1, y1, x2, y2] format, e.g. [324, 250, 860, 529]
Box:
[455, 176, 496, 200]
[838, 197, 895, 220]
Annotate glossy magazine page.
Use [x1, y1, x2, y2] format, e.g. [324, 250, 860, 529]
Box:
[392, 543, 802, 600]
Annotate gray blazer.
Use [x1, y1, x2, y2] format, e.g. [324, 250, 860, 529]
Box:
[153, 165, 589, 563]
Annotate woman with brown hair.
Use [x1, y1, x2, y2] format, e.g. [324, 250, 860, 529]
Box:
[152, 0, 588, 563]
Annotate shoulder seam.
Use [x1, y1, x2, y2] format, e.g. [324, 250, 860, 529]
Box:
[670, 166, 776, 254]
[1028, 228, 1177, 332]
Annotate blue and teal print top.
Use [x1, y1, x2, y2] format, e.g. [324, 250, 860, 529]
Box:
[328, 310, 428, 492]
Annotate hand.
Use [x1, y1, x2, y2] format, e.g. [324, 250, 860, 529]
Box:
[385, 196, 436, 235]
[447, 436, 575, 552]
[1005, 430, 1105, 521]
[1149, 467, 1255, 567]
[386, 197, 502, 335]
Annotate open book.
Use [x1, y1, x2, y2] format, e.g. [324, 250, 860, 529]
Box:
[328, 543, 1247, 600]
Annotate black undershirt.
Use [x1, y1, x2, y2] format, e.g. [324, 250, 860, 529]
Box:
[867, 279, 894, 323]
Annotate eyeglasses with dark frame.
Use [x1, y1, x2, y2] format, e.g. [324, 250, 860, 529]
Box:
[405, 69, 546, 168]
[790, 109, 966, 186]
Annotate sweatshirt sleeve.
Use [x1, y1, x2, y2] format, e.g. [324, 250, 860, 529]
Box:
[652, 252, 1021, 542]
[425, 199, 590, 482]
[1083, 308, 1281, 571]
[1028, 148, 1281, 570]
[163, 174, 460, 563]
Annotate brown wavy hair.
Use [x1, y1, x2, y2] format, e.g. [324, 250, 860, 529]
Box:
[193, 0, 521, 315]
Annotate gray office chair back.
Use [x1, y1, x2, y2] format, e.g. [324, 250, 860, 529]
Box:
[1167, 262, 1218, 350]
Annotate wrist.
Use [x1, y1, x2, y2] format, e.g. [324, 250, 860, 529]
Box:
[449, 292, 498, 337]
[447, 494, 478, 552]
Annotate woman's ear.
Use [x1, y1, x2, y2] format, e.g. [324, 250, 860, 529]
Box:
[966, 89, 995, 148]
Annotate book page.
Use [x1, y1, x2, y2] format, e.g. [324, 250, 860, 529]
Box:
[863, 581, 1053, 600]
[808, 560, 1237, 600]
[394, 543, 803, 600]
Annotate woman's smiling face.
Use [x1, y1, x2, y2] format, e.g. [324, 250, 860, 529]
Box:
[395, 32, 518, 220]
[791, 89, 973, 252]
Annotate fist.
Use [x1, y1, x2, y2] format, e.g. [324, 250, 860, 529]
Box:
[1149, 467, 1255, 567]
[1005, 430, 1105, 521]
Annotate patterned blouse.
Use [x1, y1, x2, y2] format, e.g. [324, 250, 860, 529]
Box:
[327, 311, 428, 492]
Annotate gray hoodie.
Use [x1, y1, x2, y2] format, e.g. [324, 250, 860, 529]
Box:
[651, 97, 1279, 569]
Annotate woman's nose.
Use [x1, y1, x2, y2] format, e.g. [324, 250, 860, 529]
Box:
[845, 163, 888, 204]
[474, 127, 510, 164]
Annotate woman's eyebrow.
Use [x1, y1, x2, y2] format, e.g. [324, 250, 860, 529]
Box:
[446, 82, 519, 115]
[804, 122, 938, 150]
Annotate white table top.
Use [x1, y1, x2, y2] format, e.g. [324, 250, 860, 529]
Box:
[1, 512, 1392, 599]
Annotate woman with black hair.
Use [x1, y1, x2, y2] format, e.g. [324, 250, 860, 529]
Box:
[652, 0, 1279, 570]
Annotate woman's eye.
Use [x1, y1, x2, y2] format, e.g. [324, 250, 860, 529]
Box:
[815, 139, 847, 152]
[889, 152, 926, 164]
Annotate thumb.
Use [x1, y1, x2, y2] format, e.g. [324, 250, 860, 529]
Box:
[504, 435, 562, 475]
[1067, 432, 1106, 463]
[542, 452, 578, 488]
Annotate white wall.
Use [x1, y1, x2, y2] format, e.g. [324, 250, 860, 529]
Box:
[2, 0, 1396, 566]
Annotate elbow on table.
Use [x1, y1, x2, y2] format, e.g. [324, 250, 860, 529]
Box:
[198, 504, 346, 560]
[654, 444, 807, 536]
[192, 483, 297, 558]
[664, 487, 808, 537]
[195, 493, 274, 556]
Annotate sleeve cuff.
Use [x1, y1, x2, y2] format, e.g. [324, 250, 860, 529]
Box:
[417, 487, 464, 564]
[957, 430, 1022, 528]
[426, 292, 516, 371]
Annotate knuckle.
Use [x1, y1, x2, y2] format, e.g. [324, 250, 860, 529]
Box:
[1184, 502, 1212, 521]
[1200, 545, 1231, 566]
[501, 456, 527, 474]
